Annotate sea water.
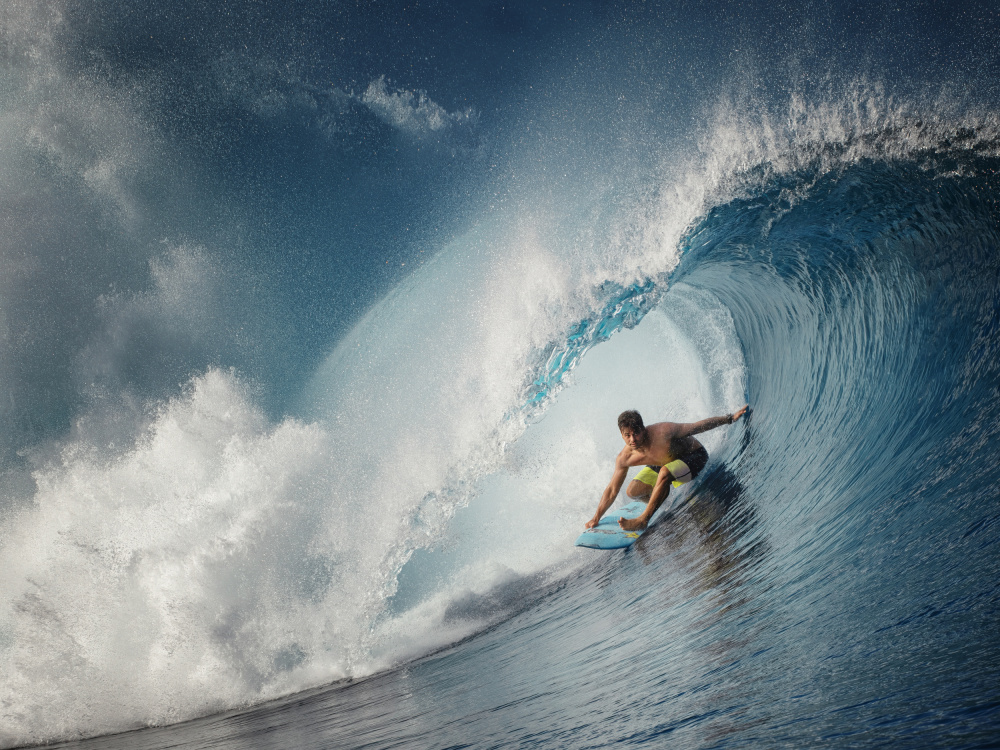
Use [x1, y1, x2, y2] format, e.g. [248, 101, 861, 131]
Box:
[1, 1, 999, 748]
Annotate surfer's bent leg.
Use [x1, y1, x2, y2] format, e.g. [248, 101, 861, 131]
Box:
[667, 446, 709, 485]
[626, 466, 660, 499]
[620, 468, 672, 531]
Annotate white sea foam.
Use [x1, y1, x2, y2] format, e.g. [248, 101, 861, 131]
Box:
[361, 75, 477, 135]
[1, 370, 330, 744]
[206, 53, 479, 144]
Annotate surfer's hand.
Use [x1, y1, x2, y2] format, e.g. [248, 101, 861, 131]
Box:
[585, 517, 599, 529]
[731, 404, 749, 422]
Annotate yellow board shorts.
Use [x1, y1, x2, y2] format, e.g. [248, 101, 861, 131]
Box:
[634, 446, 709, 488]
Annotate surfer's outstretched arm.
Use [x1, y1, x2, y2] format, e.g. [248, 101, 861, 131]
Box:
[586, 459, 628, 529]
[676, 404, 749, 437]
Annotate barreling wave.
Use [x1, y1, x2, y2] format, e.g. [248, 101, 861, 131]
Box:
[3, 71, 1000, 747]
[349, 115, 1000, 749]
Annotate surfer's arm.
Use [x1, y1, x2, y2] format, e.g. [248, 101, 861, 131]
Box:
[675, 404, 749, 437]
[586, 458, 629, 529]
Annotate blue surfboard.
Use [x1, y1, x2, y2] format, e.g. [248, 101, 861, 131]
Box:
[575, 501, 650, 549]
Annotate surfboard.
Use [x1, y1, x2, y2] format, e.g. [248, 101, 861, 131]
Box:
[575, 501, 650, 549]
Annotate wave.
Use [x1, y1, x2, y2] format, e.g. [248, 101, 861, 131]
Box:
[2, 5, 1000, 743]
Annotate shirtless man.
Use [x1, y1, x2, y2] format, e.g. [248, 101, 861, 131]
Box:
[586, 405, 749, 532]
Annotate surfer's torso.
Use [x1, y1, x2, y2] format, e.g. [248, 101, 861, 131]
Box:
[666, 434, 704, 462]
[620, 422, 705, 468]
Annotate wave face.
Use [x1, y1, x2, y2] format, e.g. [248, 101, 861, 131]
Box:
[2, 1, 1000, 748]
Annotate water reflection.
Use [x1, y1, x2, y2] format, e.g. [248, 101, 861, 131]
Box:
[619, 441, 781, 746]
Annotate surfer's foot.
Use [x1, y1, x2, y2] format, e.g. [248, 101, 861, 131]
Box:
[618, 516, 648, 532]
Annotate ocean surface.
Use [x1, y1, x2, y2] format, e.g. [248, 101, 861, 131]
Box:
[2, 1, 999, 748]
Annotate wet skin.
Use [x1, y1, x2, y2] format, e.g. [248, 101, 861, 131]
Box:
[586, 405, 748, 532]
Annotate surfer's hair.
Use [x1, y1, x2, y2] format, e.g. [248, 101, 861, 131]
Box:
[617, 410, 647, 441]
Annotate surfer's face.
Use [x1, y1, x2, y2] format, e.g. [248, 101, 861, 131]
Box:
[621, 428, 642, 449]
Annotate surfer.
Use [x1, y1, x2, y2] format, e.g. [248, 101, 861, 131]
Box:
[585, 405, 749, 532]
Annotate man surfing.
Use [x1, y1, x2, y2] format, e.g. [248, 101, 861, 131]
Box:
[586, 405, 749, 532]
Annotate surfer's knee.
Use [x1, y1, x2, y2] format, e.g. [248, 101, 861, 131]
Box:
[626, 480, 651, 499]
[629, 466, 659, 498]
